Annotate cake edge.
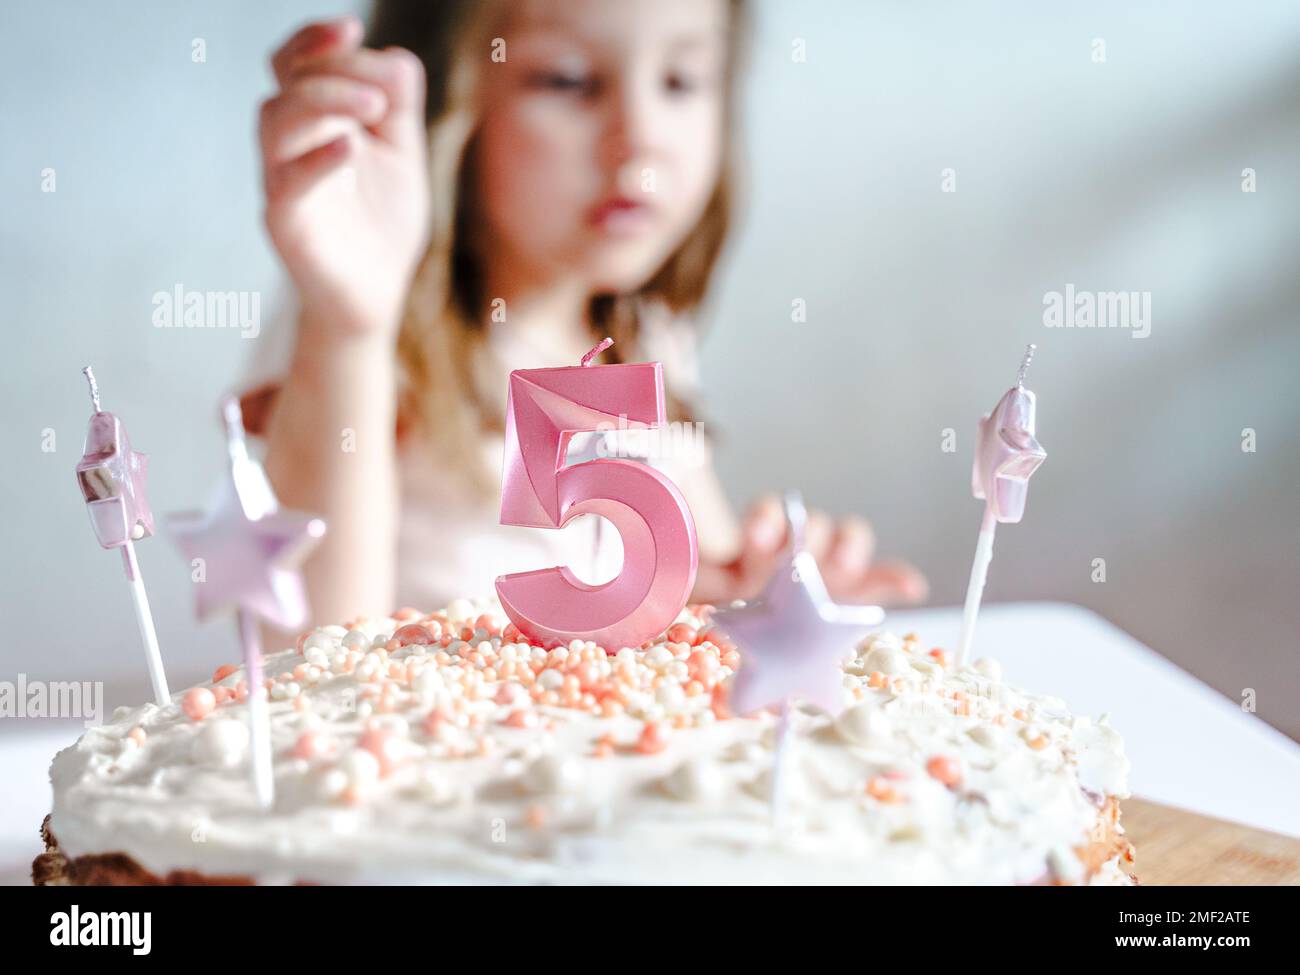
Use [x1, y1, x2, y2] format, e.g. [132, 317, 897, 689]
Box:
[32, 807, 1137, 886]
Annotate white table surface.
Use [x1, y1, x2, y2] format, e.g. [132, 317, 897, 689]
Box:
[2, 602, 1296, 885]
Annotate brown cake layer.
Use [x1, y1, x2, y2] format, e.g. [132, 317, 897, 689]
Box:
[33, 816, 261, 886]
[33, 801, 1137, 885]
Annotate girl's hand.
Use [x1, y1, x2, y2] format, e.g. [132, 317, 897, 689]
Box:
[694, 494, 928, 608]
[260, 16, 431, 337]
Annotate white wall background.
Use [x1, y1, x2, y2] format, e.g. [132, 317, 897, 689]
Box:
[2, 2, 1297, 736]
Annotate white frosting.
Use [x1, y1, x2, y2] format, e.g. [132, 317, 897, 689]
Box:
[48, 600, 1130, 885]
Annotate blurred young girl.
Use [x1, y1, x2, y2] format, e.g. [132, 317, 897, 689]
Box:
[247, 0, 925, 625]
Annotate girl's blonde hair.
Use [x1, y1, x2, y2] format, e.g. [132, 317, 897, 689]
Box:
[366, 0, 747, 493]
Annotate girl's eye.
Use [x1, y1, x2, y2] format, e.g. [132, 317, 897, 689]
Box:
[529, 71, 599, 96]
[665, 67, 717, 96]
[665, 71, 710, 96]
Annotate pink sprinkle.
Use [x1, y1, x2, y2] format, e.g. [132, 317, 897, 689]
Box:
[358, 727, 401, 777]
[182, 687, 215, 721]
[700, 627, 735, 653]
[503, 709, 537, 729]
[495, 683, 526, 707]
[574, 661, 601, 691]
[292, 730, 328, 759]
[710, 685, 731, 721]
[636, 721, 668, 755]
[392, 622, 434, 647]
[687, 650, 719, 682]
[666, 623, 696, 645]
[422, 709, 449, 738]
[926, 755, 961, 788]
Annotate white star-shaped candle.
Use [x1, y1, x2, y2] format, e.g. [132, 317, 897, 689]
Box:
[711, 493, 884, 716]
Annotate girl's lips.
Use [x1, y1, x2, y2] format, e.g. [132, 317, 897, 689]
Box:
[587, 197, 655, 235]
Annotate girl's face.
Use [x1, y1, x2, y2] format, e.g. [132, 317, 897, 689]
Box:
[475, 0, 729, 295]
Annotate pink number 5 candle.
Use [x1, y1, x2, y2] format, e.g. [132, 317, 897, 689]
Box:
[496, 339, 698, 650]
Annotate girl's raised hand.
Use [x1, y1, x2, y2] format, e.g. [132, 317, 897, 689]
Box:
[694, 494, 928, 609]
[261, 16, 431, 337]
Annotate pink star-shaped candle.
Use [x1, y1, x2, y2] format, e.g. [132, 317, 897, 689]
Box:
[169, 398, 325, 630]
[169, 396, 325, 809]
[75, 367, 170, 704]
[710, 493, 883, 716]
[76, 411, 154, 548]
[958, 344, 1047, 665]
[972, 383, 1046, 524]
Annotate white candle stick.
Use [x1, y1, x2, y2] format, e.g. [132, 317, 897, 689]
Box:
[237, 609, 274, 809]
[957, 505, 996, 667]
[958, 345, 1047, 666]
[121, 541, 170, 704]
[770, 700, 794, 830]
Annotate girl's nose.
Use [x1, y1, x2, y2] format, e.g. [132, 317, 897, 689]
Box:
[599, 73, 663, 173]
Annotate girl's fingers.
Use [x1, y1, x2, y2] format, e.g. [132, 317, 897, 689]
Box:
[695, 555, 928, 611]
[849, 560, 929, 607]
[271, 16, 363, 86]
[732, 543, 782, 601]
[288, 47, 426, 147]
[374, 47, 427, 146]
[265, 135, 351, 206]
[691, 496, 786, 604]
[691, 559, 742, 607]
[803, 509, 833, 564]
[693, 496, 927, 610]
[742, 495, 785, 552]
[259, 78, 388, 166]
[734, 495, 785, 593]
[822, 516, 875, 591]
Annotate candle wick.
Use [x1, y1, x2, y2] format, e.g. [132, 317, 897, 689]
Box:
[1016, 343, 1037, 388]
[580, 337, 614, 367]
[82, 366, 102, 413]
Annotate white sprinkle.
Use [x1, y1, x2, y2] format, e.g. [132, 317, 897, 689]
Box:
[192, 719, 250, 768]
[537, 670, 564, 691]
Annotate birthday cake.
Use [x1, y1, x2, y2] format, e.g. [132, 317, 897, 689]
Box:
[34, 599, 1134, 885]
